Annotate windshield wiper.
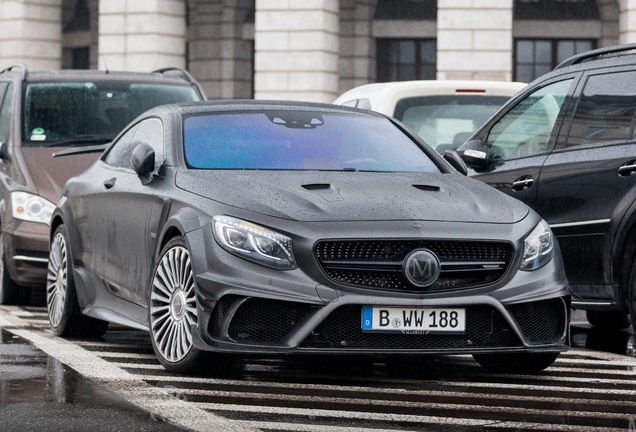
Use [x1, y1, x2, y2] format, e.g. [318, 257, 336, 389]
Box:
[52, 143, 110, 158]
[44, 135, 114, 147]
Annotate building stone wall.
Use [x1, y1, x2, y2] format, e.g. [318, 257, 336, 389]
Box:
[0, 0, 63, 70]
[187, 0, 253, 99]
[98, 0, 186, 72]
[2, 0, 634, 100]
[437, 0, 513, 81]
[619, 0, 636, 42]
[254, 0, 340, 102]
[338, 0, 376, 93]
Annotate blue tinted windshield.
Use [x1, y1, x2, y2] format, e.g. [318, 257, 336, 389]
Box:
[183, 111, 439, 172]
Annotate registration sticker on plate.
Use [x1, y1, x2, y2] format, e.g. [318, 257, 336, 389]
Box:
[361, 306, 466, 334]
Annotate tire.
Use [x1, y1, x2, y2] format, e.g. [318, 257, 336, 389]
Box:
[472, 352, 560, 374]
[149, 236, 208, 374]
[47, 224, 108, 338]
[628, 258, 636, 332]
[586, 310, 630, 330]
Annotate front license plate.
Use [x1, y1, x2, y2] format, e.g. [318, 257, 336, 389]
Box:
[361, 306, 466, 334]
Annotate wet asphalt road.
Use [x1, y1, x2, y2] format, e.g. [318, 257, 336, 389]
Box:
[1, 306, 635, 432]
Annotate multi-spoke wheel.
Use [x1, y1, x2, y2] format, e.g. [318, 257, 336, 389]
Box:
[47, 230, 68, 330]
[47, 224, 108, 338]
[149, 237, 204, 373]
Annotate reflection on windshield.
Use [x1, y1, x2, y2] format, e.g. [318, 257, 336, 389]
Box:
[23, 81, 200, 146]
[184, 112, 440, 172]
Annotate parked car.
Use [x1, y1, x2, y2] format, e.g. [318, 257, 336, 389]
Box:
[333, 80, 525, 153]
[457, 43, 636, 332]
[47, 100, 569, 374]
[0, 65, 206, 305]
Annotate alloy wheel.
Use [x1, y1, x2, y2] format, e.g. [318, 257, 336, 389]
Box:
[150, 245, 198, 363]
[47, 232, 68, 328]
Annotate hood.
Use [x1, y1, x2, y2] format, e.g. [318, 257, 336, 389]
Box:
[175, 170, 529, 224]
[21, 147, 101, 203]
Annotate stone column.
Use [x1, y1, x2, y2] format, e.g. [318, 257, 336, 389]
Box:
[254, 0, 339, 102]
[437, 0, 513, 81]
[0, 0, 63, 70]
[98, 0, 186, 72]
[619, 0, 636, 43]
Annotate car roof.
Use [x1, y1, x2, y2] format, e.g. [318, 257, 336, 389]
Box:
[0, 66, 199, 86]
[333, 80, 527, 116]
[167, 99, 386, 116]
[521, 44, 636, 88]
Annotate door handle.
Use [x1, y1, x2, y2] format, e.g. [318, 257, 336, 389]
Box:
[618, 161, 636, 177]
[103, 177, 116, 189]
[511, 176, 534, 191]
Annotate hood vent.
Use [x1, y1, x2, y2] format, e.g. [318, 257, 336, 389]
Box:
[413, 184, 441, 192]
[302, 183, 331, 191]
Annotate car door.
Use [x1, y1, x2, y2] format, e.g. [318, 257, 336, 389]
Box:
[467, 78, 576, 210]
[89, 118, 166, 306]
[535, 69, 636, 288]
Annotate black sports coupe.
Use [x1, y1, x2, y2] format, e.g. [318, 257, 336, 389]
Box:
[47, 101, 569, 374]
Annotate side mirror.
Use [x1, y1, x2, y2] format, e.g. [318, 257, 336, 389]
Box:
[0, 141, 9, 160]
[442, 150, 468, 176]
[457, 139, 489, 169]
[131, 142, 155, 185]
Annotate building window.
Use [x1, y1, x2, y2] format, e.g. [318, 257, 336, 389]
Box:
[514, 0, 599, 20]
[515, 39, 595, 82]
[377, 39, 436, 82]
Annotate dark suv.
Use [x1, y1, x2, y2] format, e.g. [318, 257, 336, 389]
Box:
[458, 44, 636, 331]
[0, 65, 205, 304]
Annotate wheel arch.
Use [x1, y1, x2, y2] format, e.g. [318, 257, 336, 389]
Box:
[155, 207, 206, 263]
[614, 201, 636, 309]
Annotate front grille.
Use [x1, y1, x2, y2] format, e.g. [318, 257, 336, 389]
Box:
[300, 305, 521, 350]
[314, 239, 514, 293]
[209, 295, 313, 344]
[508, 298, 566, 343]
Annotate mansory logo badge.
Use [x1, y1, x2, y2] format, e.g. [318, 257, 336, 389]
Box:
[403, 249, 440, 287]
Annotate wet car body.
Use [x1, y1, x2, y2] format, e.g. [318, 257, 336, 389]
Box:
[48, 101, 569, 374]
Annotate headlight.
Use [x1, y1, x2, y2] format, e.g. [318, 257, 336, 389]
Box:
[213, 215, 296, 270]
[11, 192, 55, 225]
[519, 219, 554, 271]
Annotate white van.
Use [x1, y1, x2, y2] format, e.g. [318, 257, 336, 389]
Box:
[334, 80, 526, 153]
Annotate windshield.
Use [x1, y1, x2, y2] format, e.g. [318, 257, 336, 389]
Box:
[393, 95, 511, 153]
[184, 111, 440, 172]
[23, 81, 200, 146]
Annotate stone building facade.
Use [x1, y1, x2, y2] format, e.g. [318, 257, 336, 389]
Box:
[0, 0, 632, 102]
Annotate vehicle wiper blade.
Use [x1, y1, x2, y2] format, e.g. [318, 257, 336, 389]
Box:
[44, 135, 114, 147]
[53, 143, 110, 158]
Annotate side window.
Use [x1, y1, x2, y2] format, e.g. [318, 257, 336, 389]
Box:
[102, 118, 163, 170]
[566, 71, 636, 147]
[133, 118, 164, 165]
[486, 79, 573, 160]
[103, 124, 139, 167]
[0, 83, 13, 143]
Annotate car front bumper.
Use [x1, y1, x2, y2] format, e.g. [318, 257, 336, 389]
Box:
[187, 220, 570, 356]
[3, 220, 49, 286]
